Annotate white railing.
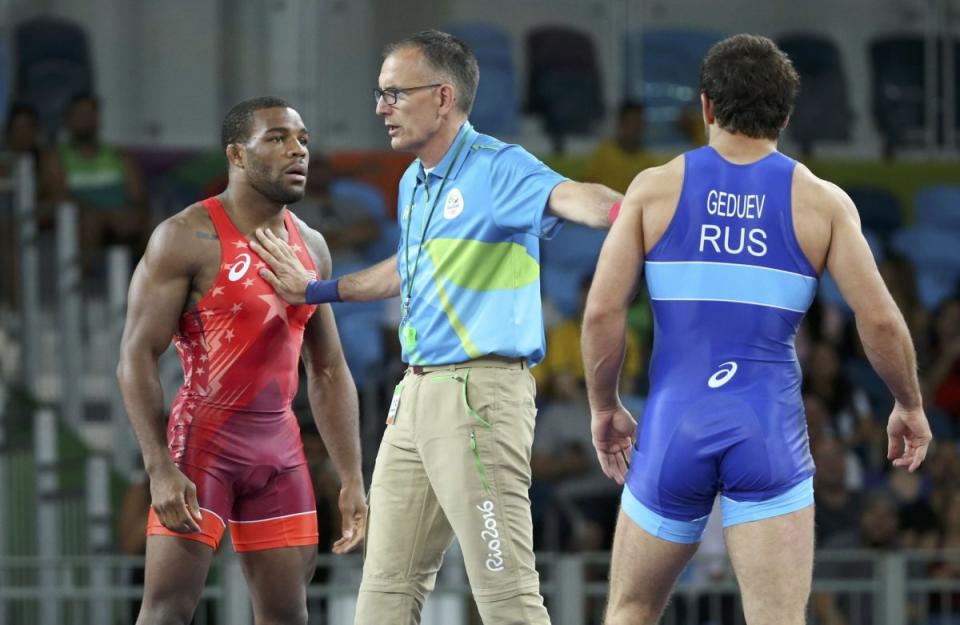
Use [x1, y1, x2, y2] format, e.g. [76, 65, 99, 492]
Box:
[0, 550, 956, 625]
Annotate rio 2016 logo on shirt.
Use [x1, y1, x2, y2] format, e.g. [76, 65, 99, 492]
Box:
[707, 361, 738, 389]
[443, 188, 464, 220]
[228, 253, 251, 282]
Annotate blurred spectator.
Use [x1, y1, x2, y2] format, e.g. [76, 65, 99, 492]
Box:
[925, 489, 960, 623]
[530, 393, 618, 551]
[922, 298, 960, 434]
[804, 340, 884, 468]
[292, 155, 383, 265]
[813, 437, 864, 545]
[0, 103, 59, 306]
[927, 442, 960, 519]
[931, 489, 960, 574]
[530, 278, 643, 553]
[888, 467, 939, 548]
[813, 491, 902, 625]
[879, 253, 929, 345]
[116, 474, 150, 624]
[6, 103, 44, 163]
[46, 92, 148, 275]
[676, 103, 708, 147]
[804, 391, 833, 445]
[534, 274, 644, 401]
[800, 297, 847, 349]
[583, 100, 659, 194]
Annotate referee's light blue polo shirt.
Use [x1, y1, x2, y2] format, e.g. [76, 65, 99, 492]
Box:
[395, 121, 568, 366]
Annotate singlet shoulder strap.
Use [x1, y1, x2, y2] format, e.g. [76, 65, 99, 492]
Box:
[201, 196, 244, 242]
[282, 209, 318, 273]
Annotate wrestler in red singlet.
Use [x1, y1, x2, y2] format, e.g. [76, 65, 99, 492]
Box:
[146, 196, 319, 551]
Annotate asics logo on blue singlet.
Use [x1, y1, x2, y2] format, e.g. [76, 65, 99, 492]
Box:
[707, 361, 738, 388]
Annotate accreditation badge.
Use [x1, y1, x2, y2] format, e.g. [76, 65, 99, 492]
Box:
[386, 381, 404, 425]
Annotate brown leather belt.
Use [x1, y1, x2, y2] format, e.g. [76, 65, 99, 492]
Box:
[409, 355, 526, 375]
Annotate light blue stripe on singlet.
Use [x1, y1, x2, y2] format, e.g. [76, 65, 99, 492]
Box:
[621, 487, 710, 544]
[720, 476, 814, 528]
[645, 261, 817, 312]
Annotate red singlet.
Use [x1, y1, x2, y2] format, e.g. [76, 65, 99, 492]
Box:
[146, 197, 320, 551]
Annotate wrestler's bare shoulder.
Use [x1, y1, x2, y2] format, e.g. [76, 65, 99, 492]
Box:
[627, 155, 684, 200]
[144, 202, 219, 272]
[792, 162, 857, 222]
[625, 154, 685, 204]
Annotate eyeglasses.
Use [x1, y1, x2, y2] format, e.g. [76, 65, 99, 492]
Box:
[373, 84, 443, 106]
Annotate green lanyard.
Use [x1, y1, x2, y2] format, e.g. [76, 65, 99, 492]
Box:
[401, 131, 469, 323]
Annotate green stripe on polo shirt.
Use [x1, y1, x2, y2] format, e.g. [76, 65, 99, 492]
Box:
[430, 273, 482, 359]
[425, 239, 539, 291]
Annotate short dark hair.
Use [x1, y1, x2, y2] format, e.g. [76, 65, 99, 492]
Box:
[68, 92, 99, 112]
[221, 96, 293, 149]
[699, 34, 799, 139]
[618, 100, 645, 119]
[384, 30, 480, 116]
[6, 102, 38, 132]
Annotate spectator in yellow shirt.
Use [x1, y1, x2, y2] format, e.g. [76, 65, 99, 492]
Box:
[536, 273, 645, 400]
[583, 101, 659, 194]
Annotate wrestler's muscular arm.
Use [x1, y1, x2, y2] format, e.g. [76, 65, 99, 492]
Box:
[117, 212, 204, 533]
[582, 162, 679, 484]
[796, 166, 933, 471]
[294, 216, 367, 554]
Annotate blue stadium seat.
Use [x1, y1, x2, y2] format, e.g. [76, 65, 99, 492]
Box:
[777, 33, 853, 155]
[623, 29, 724, 147]
[869, 35, 926, 156]
[446, 23, 519, 136]
[541, 224, 606, 316]
[890, 226, 960, 309]
[542, 223, 605, 272]
[915, 185, 960, 230]
[330, 178, 399, 263]
[14, 17, 93, 140]
[331, 260, 386, 388]
[526, 26, 604, 152]
[541, 265, 581, 318]
[845, 186, 904, 241]
[0, 34, 10, 126]
[332, 308, 385, 390]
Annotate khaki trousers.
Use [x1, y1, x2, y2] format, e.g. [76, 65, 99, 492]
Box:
[355, 357, 550, 625]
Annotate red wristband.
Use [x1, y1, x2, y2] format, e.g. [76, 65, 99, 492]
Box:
[609, 200, 623, 224]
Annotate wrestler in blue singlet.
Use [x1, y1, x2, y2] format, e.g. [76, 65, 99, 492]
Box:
[622, 145, 819, 543]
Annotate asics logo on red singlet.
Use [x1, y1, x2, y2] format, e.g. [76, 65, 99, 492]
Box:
[707, 361, 738, 389]
[228, 253, 251, 281]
